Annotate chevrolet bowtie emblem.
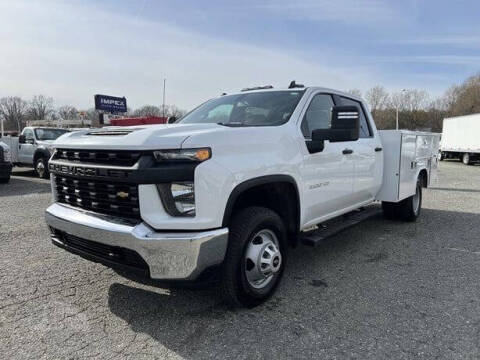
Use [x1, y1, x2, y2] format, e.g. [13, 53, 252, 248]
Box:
[117, 191, 129, 199]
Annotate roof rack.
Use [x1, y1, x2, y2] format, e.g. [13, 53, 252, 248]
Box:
[241, 85, 274, 92]
[288, 80, 305, 89]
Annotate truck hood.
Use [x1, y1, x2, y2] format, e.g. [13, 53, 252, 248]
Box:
[52, 123, 230, 150]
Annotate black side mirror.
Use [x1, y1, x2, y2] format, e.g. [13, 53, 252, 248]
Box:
[312, 106, 360, 143]
[18, 135, 26, 144]
[167, 116, 177, 124]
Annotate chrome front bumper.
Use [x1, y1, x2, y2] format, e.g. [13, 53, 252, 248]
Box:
[45, 203, 229, 280]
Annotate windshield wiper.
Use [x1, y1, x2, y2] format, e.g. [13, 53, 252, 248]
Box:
[217, 122, 245, 127]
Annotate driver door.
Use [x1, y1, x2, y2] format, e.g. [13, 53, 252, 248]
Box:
[18, 128, 35, 164]
[298, 93, 356, 227]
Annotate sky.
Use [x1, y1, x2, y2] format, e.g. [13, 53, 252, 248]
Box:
[0, 0, 479, 111]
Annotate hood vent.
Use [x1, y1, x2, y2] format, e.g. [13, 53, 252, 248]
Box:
[87, 129, 140, 136]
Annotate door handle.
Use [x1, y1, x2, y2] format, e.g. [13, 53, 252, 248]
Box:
[342, 149, 353, 155]
[375, 147, 383, 152]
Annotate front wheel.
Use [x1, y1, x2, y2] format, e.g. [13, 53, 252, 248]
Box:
[221, 207, 287, 308]
[463, 153, 471, 165]
[35, 157, 49, 179]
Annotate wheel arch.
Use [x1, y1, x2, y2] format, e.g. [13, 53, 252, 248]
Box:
[418, 168, 428, 187]
[33, 148, 51, 166]
[221, 175, 301, 245]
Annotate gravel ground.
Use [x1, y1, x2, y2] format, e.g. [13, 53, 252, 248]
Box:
[1, 162, 480, 359]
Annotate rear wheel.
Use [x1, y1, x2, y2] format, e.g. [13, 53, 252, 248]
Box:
[35, 157, 49, 179]
[463, 153, 471, 165]
[382, 177, 422, 222]
[221, 207, 287, 308]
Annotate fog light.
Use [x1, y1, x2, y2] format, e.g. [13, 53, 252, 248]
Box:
[156, 182, 195, 217]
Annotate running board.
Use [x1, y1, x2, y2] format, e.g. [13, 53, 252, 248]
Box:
[299, 206, 383, 247]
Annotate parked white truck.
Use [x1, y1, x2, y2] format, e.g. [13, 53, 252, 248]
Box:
[441, 113, 480, 165]
[45, 85, 440, 307]
[2, 127, 69, 178]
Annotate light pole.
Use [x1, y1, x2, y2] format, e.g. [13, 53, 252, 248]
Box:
[395, 89, 407, 130]
[162, 78, 166, 118]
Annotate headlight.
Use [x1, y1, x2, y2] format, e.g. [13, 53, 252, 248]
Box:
[156, 182, 195, 217]
[47, 145, 56, 154]
[153, 148, 211, 162]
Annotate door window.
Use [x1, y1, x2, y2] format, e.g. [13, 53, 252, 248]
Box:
[23, 129, 34, 140]
[339, 97, 372, 138]
[301, 94, 335, 138]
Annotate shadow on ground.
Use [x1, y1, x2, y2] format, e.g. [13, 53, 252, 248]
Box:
[107, 207, 480, 358]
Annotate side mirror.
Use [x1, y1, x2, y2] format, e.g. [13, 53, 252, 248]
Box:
[312, 106, 360, 143]
[167, 116, 177, 124]
[18, 135, 26, 144]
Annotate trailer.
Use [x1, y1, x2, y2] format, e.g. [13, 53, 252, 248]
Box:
[441, 114, 480, 165]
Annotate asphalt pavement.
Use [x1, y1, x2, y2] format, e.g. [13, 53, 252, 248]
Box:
[1, 161, 480, 359]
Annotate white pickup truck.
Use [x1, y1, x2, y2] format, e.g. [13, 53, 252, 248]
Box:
[45, 85, 440, 308]
[2, 127, 69, 178]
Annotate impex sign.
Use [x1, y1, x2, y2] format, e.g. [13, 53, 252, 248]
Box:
[94, 94, 127, 113]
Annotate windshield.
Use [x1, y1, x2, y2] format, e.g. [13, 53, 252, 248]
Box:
[34, 128, 69, 141]
[178, 90, 305, 126]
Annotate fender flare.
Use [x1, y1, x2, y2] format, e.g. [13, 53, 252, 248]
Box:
[221, 174, 301, 229]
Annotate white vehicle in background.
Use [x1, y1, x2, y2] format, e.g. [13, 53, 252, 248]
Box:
[441, 113, 480, 165]
[45, 83, 440, 308]
[2, 127, 69, 178]
[0, 141, 12, 183]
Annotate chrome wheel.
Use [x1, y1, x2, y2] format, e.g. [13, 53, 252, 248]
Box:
[463, 153, 470, 165]
[244, 229, 282, 290]
[36, 159, 45, 177]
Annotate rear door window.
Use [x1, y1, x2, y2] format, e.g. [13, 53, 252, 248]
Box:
[339, 97, 372, 138]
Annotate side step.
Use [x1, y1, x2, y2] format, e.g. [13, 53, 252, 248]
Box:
[299, 206, 383, 247]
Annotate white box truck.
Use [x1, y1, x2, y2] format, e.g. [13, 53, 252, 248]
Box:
[45, 84, 440, 308]
[441, 113, 480, 165]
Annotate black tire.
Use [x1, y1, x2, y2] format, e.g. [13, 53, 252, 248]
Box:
[381, 201, 397, 220]
[0, 176, 10, 184]
[463, 153, 471, 165]
[382, 177, 422, 222]
[221, 206, 287, 308]
[439, 152, 444, 161]
[35, 157, 49, 179]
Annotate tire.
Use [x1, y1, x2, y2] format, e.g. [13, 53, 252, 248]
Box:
[35, 157, 49, 179]
[221, 206, 287, 308]
[463, 153, 471, 165]
[381, 201, 397, 220]
[439, 152, 444, 161]
[382, 177, 422, 222]
[0, 176, 10, 184]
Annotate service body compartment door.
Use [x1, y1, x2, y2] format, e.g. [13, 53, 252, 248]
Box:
[398, 133, 417, 200]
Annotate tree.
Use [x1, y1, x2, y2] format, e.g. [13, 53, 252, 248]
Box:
[165, 104, 186, 118]
[365, 85, 389, 118]
[28, 95, 54, 120]
[57, 105, 78, 120]
[0, 96, 28, 131]
[345, 89, 362, 97]
[133, 105, 161, 117]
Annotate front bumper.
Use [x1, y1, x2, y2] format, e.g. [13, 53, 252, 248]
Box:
[45, 203, 229, 280]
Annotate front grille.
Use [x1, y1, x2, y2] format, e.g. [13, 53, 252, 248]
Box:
[53, 149, 143, 167]
[51, 228, 149, 273]
[54, 175, 140, 219]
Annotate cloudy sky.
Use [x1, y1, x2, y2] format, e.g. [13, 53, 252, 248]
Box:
[0, 0, 479, 111]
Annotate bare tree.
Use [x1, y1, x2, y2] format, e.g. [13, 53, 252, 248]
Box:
[57, 105, 78, 120]
[365, 85, 389, 118]
[133, 105, 162, 117]
[345, 89, 362, 97]
[28, 95, 54, 120]
[0, 96, 28, 131]
[165, 105, 186, 118]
